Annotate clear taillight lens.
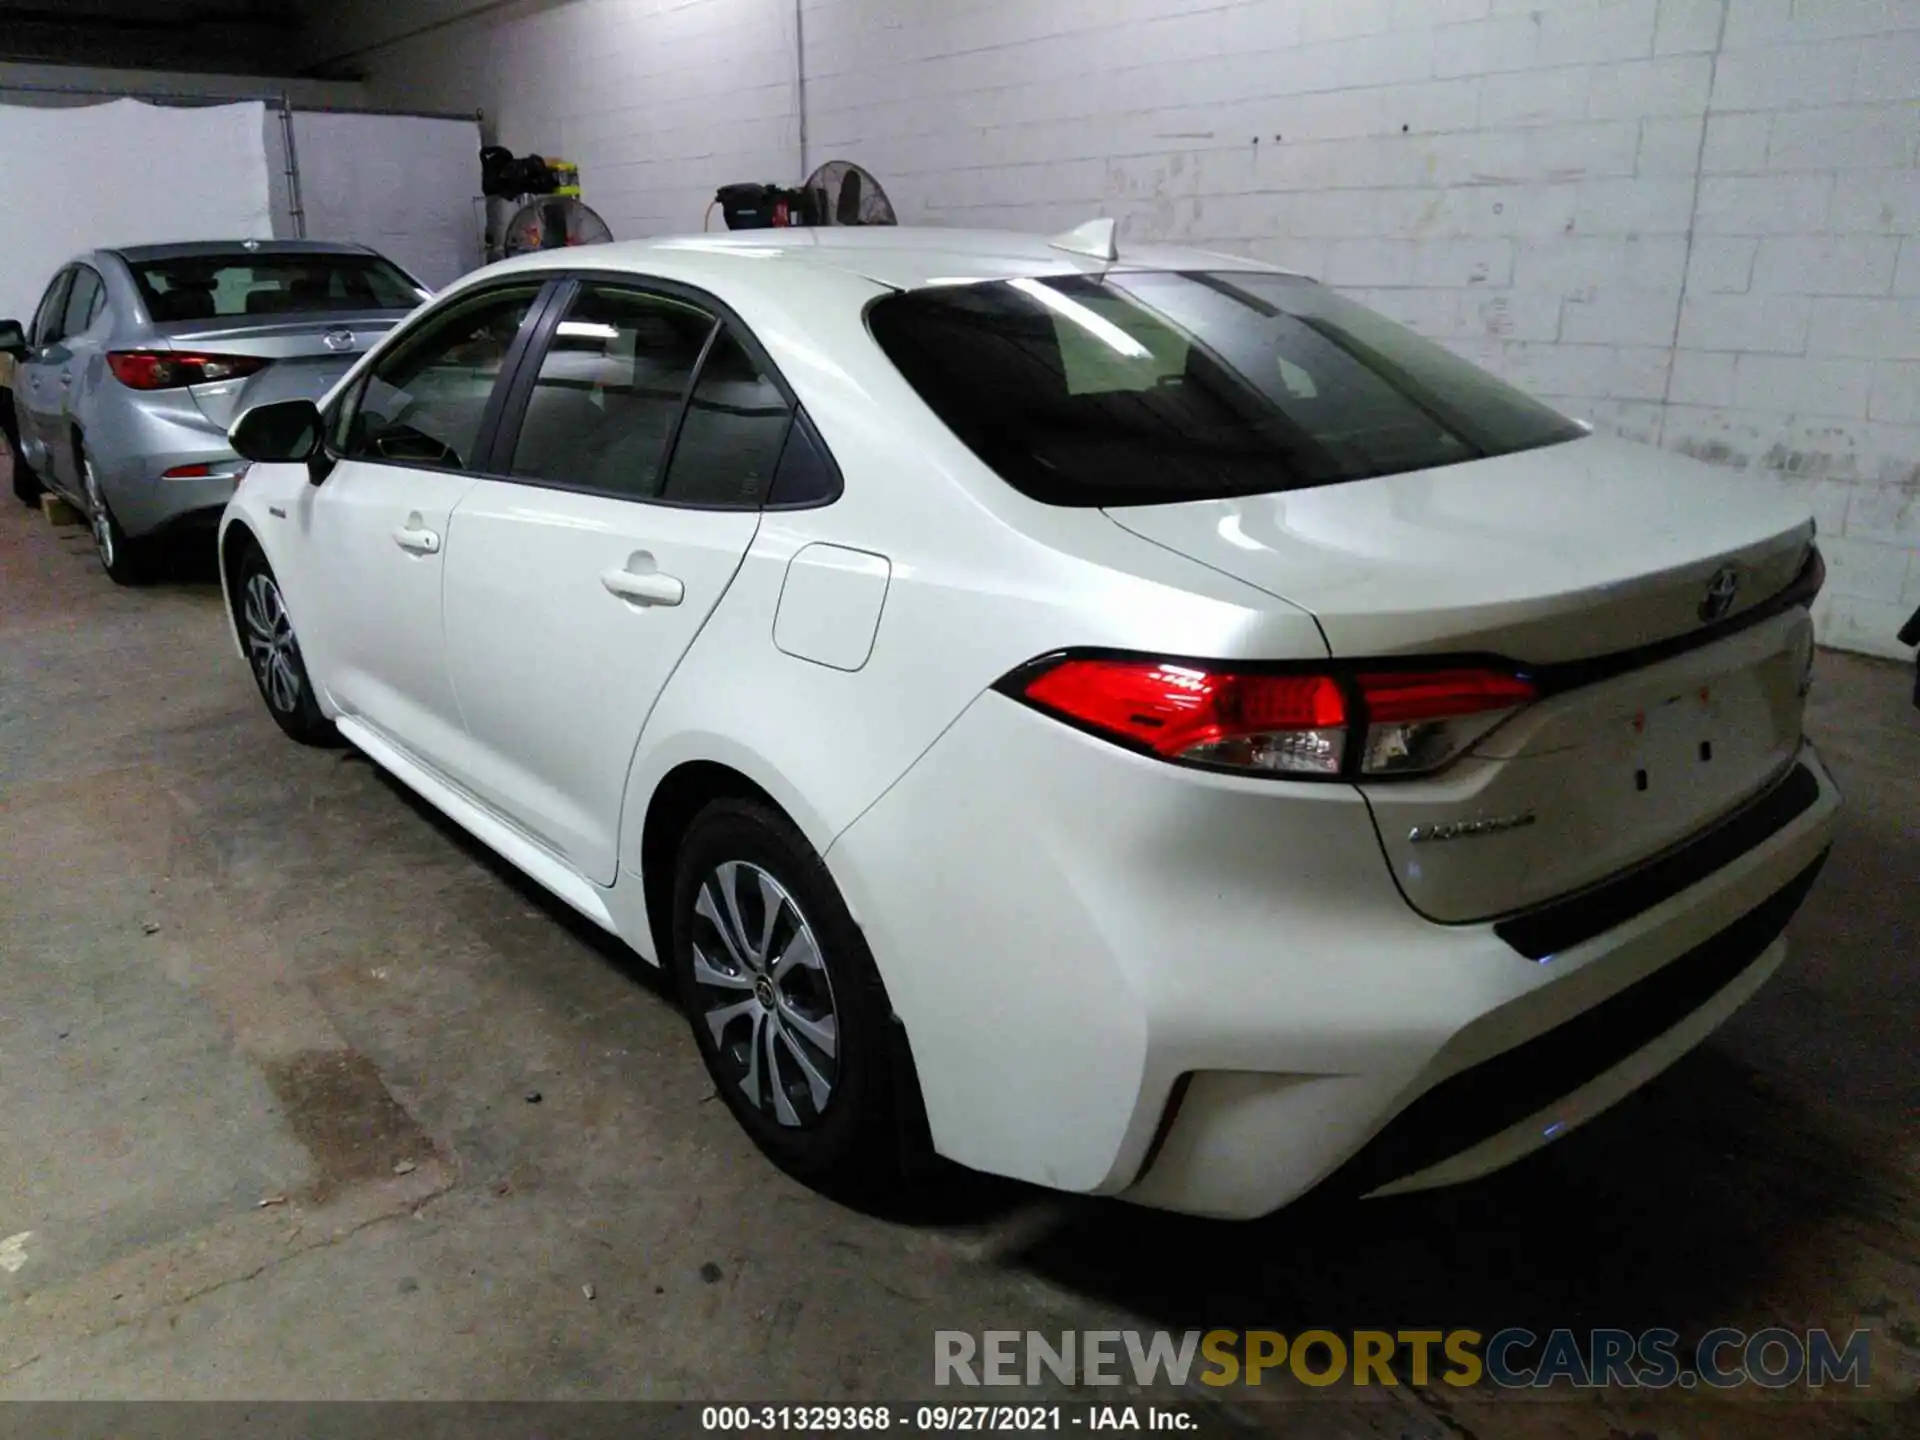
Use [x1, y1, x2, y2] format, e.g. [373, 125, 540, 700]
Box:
[1008, 656, 1536, 781]
[1353, 670, 1539, 776]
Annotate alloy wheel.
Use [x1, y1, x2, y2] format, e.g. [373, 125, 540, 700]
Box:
[689, 860, 840, 1128]
[241, 571, 303, 715]
[82, 460, 114, 571]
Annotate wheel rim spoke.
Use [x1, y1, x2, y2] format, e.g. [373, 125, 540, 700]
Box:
[691, 941, 752, 991]
[771, 926, 821, 981]
[695, 879, 753, 973]
[738, 1005, 767, 1108]
[775, 994, 836, 1059]
[766, 1022, 801, 1126]
[776, 1019, 834, 1113]
[754, 869, 784, 962]
[704, 995, 760, 1049]
[714, 861, 760, 968]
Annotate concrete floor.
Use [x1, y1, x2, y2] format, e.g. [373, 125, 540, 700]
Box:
[0, 463, 1915, 1439]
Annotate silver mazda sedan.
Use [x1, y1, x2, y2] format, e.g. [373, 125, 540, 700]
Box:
[1, 239, 429, 582]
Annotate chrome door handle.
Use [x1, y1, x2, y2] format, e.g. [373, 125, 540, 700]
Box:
[393, 525, 441, 555]
[601, 567, 684, 607]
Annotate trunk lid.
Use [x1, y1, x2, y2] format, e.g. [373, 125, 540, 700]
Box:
[152, 311, 408, 430]
[1105, 434, 1820, 924]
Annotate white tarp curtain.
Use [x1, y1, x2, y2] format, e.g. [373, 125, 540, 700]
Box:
[0, 97, 273, 324]
[292, 111, 484, 289]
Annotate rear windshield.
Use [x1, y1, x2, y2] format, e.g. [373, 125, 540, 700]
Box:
[130, 253, 426, 323]
[867, 270, 1585, 507]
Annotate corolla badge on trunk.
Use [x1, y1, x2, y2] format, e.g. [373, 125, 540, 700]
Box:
[1407, 811, 1538, 844]
[323, 329, 355, 353]
[1700, 566, 1741, 622]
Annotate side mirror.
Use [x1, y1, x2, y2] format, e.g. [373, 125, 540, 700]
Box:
[0, 320, 27, 360]
[230, 398, 322, 464]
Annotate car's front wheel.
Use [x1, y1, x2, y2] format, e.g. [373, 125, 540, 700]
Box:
[79, 448, 151, 585]
[671, 798, 920, 1203]
[234, 543, 336, 746]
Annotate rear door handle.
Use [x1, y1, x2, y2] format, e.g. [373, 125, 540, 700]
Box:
[601, 567, 684, 607]
[393, 524, 441, 555]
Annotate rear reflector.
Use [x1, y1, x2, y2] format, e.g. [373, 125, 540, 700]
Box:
[1008, 655, 1536, 781]
[161, 463, 212, 478]
[108, 351, 269, 391]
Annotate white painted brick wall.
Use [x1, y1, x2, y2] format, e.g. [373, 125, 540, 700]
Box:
[345, 0, 1920, 658]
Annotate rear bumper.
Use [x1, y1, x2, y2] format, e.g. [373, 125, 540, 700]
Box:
[81, 395, 244, 538]
[1124, 752, 1839, 1217]
[826, 687, 1841, 1219]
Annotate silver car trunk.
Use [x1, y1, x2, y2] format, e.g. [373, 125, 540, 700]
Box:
[150, 312, 407, 430]
[1105, 434, 1820, 924]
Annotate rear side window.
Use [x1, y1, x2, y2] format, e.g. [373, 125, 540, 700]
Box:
[867, 270, 1585, 507]
[660, 326, 793, 507]
[62, 268, 104, 337]
[508, 284, 716, 500]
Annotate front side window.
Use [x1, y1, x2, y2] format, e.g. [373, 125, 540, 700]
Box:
[508, 284, 716, 500]
[868, 270, 1585, 507]
[130, 252, 426, 323]
[335, 282, 544, 472]
[61, 268, 104, 338]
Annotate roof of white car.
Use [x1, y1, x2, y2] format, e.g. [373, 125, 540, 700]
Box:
[488, 225, 1295, 293]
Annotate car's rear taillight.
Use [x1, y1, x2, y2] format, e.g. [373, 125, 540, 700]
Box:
[108, 351, 269, 391]
[1352, 670, 1538, 777]
[1007, 655, 1536, 780]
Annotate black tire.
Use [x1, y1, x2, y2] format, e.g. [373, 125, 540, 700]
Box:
[2, 391, 42, 507]
[77, 443, 153, 585]
[232, 541, 338, 746]
[671, 798, 922, 1203]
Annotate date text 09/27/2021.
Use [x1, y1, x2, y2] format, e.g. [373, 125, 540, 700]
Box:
[700, 1406, 1195, 1433]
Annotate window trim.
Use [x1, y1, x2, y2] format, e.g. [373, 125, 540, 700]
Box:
[321, 276, 566, 480]
[481, 268, 834, 514]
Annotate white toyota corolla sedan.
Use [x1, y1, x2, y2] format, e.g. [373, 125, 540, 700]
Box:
[217, 222, 1840, 1219]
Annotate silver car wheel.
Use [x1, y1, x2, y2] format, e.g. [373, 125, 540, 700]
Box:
[241, 571, 302, 715]
[690, 861, 840, 1128]
[82, 459, 114, 571]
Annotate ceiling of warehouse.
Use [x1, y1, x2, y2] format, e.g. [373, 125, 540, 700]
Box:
[0, 0, 318, 77]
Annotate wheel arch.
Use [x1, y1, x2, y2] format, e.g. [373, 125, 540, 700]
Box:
[636, 759, 785, 967]
[218, 518, 261, 660]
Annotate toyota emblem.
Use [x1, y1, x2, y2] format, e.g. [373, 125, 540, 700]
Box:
[1700, 566, 1741, 623]
[323, 329, 355, 353]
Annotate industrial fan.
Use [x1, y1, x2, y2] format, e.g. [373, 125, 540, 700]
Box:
[503, 196, 615, 255]
[713, 160, 897, 231]
[480, 146, 615, 259]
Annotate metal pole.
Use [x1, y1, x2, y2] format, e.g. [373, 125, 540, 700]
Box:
[794, 0, 809, 177]
[277, 93, 307, 239]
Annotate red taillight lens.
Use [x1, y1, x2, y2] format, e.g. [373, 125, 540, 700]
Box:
[1021, 659, 1349, 776]
[108, 351, 269, 390]
[1012, 656, 1535, 780]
